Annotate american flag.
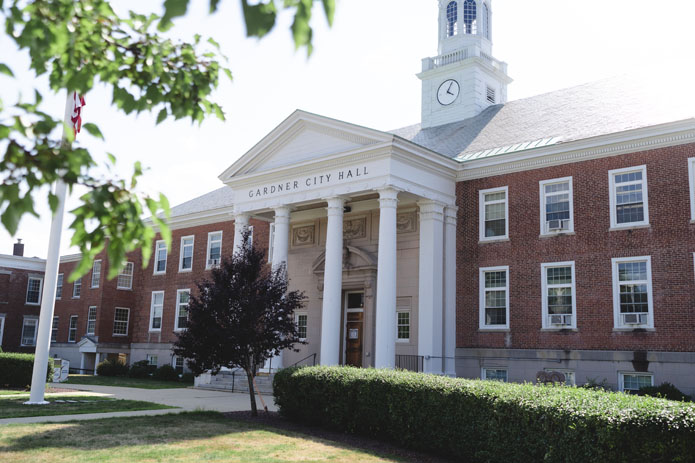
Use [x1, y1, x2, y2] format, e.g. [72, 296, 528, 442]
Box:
[70, 91, 86, 136]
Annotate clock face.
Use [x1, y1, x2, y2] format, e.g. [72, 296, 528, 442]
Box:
[437, 79, 460, 106]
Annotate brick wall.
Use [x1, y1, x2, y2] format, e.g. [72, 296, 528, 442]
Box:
[456, 142, 695, 352]
[0, 266, 42, 351]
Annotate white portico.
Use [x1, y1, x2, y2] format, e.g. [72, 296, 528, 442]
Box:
[219, 110, 458, 373]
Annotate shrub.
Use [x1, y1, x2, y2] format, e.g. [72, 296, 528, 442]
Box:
[128, 360, 156, 379]
[0, 353, 53, 388]
[638, 382, 692, 402]
[153, 364, 179, 382]
[180, 372, 195, 384]
[96, 359, 129, 377]
[274, 366, 695, 462]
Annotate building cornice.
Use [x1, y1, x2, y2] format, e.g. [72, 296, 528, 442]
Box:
[456, 119, 695, 181]
[0, 254, 46, 271]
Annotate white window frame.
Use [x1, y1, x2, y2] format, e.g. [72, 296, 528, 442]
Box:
[172, 355, 184, 373]
[0, 314, 5, 346]
[539, 177, 574, 236]
[206, 231, 223, 269]
[689, 157, 695, 222]
[68, 315, 78, 342]
[295, 312, 308, 341]
[25, 276, 43, 305]
[147, 354, 158, 367]
[268, 223, 275, 263]
[117, 262, 134, 290]
[56, 273, 63, 300]
[397, 311, 410, 343]
[541, 261, 577, 330]
[479, 266, 510, 330]
[479, 186, 509, 242]
[481, 367, 508, 382]
[149, 291, 164, 332]
[86, 306, 97, 335]
[72, 277, 81, 299]
[154, 240, 167, 275]
[174, 289, 190, 331]
[113, 307, 130, 336]
[248, 225, 254, 247]
[608, 165, 650, 229]
[619, 372, 654, 392]
[91, 259, 101, 288]
[179, 236, 195, 272]
[21, 317, 38, 346]
[51, 316, 59, 343]
[612, 256, 654, 330]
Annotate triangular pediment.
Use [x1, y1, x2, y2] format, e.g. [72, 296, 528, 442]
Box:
[219, 110, 393, 180]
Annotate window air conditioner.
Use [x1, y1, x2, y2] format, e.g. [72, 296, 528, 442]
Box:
[209, 258, 220, 266]
[622, 313, 647, 325]
[547, 219, 570, 232]
[549, 314, 572, 326]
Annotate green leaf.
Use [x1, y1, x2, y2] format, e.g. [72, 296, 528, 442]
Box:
[209, 0, 221, 13]
[160, 0, 191, 31]
[0, 63, 13, 77]
[48, 192, 59, 213]
[156, 108, 168, 124]
[241, 0, 277, 38]
[106, 153, 117, 165]
[321, 0, 335, 26]
[82, 123, 104, 140]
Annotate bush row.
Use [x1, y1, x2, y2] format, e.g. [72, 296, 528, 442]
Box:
[96, 359, 192, 382]
[0, 353, 54, 388]
[273, 366, 695, 462]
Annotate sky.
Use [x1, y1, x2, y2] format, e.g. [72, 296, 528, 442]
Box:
[2, 0, 695, 258]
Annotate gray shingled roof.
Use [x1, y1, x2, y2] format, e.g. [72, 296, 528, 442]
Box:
[391, 73, 695, 161]
[168, 186, 234, 219]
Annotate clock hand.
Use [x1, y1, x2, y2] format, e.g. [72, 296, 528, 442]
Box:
[447, 82, 454, 94]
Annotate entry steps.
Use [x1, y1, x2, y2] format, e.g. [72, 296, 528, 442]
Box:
[198, 369, 274, 395]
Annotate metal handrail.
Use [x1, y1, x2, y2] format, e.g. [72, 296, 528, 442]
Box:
[289, 353, 317, 368]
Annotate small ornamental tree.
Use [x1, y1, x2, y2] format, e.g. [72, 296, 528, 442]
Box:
[173, 231, 305, 415]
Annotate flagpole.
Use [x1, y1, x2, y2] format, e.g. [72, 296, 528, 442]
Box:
[25, 91, 73, 405]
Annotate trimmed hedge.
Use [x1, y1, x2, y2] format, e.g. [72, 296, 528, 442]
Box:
[0, 353, 54, 388]
[273, 366, 695, 462]
[153, 365, 179, 382]
[96, 359, 129, 377]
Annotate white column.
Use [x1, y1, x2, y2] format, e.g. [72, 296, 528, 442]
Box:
[443, 206, 458, 377]
[319, 197, 346, 366]
[93, 353, 100, 375]
[80, 353, 85, 375]
[374, 188, 399, 369]
[271, 206, 291, 369]
[233, 212, 250, 255]
[417, 200, 445, 374]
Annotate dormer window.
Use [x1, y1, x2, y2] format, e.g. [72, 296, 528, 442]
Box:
[446, 1, 458, 37]
[463, 0, 477, 35]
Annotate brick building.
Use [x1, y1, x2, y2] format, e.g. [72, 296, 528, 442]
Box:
[5, 1, 694, 394]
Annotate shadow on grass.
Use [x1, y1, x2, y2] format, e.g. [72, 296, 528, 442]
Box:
[1, 411, 418, 462]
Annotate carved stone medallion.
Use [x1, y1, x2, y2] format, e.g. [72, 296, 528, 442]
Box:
[396, 211, 417, 234]
[292, 225, 315, 246]
[343, 218, 367, 240]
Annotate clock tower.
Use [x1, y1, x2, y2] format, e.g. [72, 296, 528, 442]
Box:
[418, 0, 512, 129]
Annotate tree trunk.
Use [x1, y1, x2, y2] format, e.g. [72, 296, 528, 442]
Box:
[245, 369, 257, 416]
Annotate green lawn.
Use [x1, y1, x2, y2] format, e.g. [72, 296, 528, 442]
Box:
[0, 412, 400, 462]
[0, 394, 175, 419]
[64, 374, 192, 389]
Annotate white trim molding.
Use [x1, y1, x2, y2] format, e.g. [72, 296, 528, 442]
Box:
[688, 157, 695, 222]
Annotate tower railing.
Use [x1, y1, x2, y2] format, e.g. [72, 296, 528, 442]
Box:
[422, 47, 507, 73]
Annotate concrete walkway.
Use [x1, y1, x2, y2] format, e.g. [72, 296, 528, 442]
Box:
[0, 383, 276, 425]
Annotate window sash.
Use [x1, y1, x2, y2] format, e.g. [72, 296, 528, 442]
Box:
[154, 241, 167, 273]
[68, 316, 78, 342]
[117, 262, 134, 290]
[207, 232, 222, 268]
[150, 292, 164, 331]
[86, 307, 97, 335]
[51, 316, 59, 342]
[91, 260, 101, 288]
[480, 187, 508, 240]
[73, 278, 82, 298]
[480, 267, 509, 329]
[26, 277, 42, 304]
[180, 237, 194, 271]
[56, 273, 63, 299]
[612, 257, 652, 328]
[609, 166, 649, 228]
[296, 314, 307, 339]
[397, 311, 410, 340]
[622, 373, 653, 392]
[483, 368, 507, 382]
[21, 319, 38, 346]
[113, 308, 130, 336]
[175, 290, 190, 330]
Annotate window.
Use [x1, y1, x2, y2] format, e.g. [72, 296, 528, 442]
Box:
[73, 277, 82, 298]
[91, 260, 101, 288]
[479, 266, 509, 330]
[446, 1, 458, 37]
[147, 354, 158, 367]
[397, 311, 410, 341]
[21, 317, 38, 346]
[479, 187, 508, 241]
[543, 368, 576, 386]
[26, 277, 42, 305]
[463, 0, 477, 34]
[206, 231, 222, 268]
[154, 240, 167, 274]
[179, 236, 194, 272]
[689, 158, 695, 221]
[482, 2, 490, 39]
[486, 85, 495, 104]
[612, 256, 653, 329]
[0, 315, 4, 345]
[296, 313, 308, 340]
[68, 315, 78, 342]
[172, 355, 184, 374]
[541, 262, 576, 329]
[86, 306, 97, 335]
[113, 308, 130, 336]
[51, 316, 59, 343]
[268, 223, 275, 263]
[117, 262, 134, 290]
[248, 226, 254, 247]
[609, 166, 649, 229]
[539, 177, 574, 235]
[150, 291, 164, 331]
[56, 273, 63, 299]
[620, 372, 653, 392]
[175, 290, 190, 331]
[482, 368, 507, 382]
